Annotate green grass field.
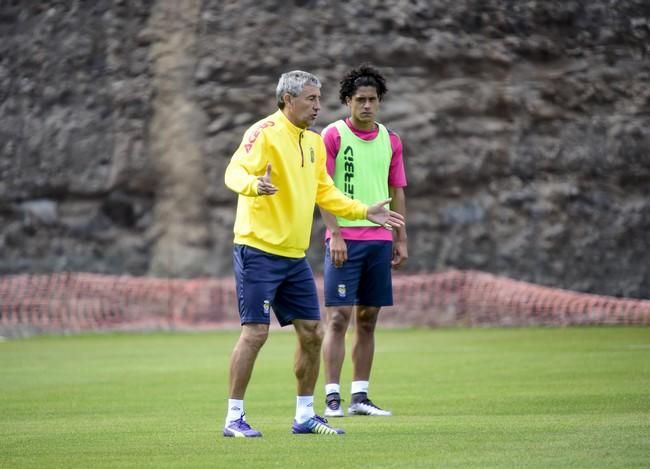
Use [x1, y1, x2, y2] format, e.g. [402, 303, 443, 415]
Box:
[1, 327, 649, 468]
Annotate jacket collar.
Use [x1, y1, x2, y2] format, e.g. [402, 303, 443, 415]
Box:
[275, 109, 306, 137]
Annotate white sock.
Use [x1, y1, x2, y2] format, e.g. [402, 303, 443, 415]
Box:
[325, 383, 341, 396]
[225, 399, 244, 425]
[295, 395, 315, 423]
[351, 380, 369, 395]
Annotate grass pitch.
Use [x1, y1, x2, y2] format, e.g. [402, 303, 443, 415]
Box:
[1, 327, 649, 468]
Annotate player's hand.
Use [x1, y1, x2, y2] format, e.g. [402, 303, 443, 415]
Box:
[392, 239, 408, 270]
[366, 198, 405, 229]
[329, 233, 347, 268]
[256, 164, 278, 195]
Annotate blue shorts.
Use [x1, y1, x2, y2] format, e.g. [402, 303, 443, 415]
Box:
[233, 244, 321, 327]
[323, 240, 393, 307]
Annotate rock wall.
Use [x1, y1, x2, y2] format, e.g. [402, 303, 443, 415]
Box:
[1, 0, 649, 298]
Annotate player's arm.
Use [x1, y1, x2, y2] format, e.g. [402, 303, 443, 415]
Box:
[389, 186, 408, 269]
[319, 207, 347, 267]
[387, 131, 408, 269]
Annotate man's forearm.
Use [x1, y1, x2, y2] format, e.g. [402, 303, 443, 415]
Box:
[318, 206, 342, 236]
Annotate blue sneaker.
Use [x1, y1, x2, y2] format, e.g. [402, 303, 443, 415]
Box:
[292, 415, 345, 435]
[223, 415, 262, 438]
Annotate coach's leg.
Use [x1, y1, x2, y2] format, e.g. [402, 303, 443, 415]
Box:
[293, 319, 323, 395]
[291, 318, 345, 434]
[229, 323, 269, 399]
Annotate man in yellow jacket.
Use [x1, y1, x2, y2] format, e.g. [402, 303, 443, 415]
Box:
[223, 70, 404, 437]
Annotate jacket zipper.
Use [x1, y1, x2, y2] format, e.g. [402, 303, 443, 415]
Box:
[299, 131, 304, 167]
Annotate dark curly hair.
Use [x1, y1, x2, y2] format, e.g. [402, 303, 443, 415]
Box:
[339, 64, 388, 104]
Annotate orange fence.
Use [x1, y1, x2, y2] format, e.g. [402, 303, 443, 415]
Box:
[384, 270, 650, 327]
[0, 270, 648, 336]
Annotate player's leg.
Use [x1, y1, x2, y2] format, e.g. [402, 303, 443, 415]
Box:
[348, 241, 393, 417]
[351, 304, 380, 383]
[322, 305, 353, 416]
[322, 240, 363, 417]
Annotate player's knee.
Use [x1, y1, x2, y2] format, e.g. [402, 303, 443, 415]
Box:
[356, 308, 379, 335]
[327, 308, 352, 334]
[356, 319, 376, 336]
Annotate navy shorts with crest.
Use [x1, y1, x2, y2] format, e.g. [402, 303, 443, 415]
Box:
[233, 244, 321, 326]
[323, 239, 393, 307]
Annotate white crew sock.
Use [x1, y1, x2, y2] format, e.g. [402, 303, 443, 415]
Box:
[325, 383, 341, 396]
[351, 380, 369, 396]
[295, 395, 316, 423]
[225, 399, 244, 425]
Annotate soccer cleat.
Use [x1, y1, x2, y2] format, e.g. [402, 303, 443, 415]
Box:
[324, 393, 344, 418]
[223, 415, 262, 438]
[292, 415, 345, 435]
[348, 398, 392, 416]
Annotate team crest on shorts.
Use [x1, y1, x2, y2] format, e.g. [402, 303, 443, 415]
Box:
[337, 284, 346, 298]
[263, 300, 270, 315]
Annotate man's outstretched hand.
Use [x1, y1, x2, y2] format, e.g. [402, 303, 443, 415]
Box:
[367, 198, 405, 229]
[256, 164, 278, 195]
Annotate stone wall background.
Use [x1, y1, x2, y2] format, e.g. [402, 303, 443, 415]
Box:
[1, 0, 649, 298]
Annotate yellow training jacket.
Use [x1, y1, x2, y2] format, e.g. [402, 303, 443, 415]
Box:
[225, 110, 368, 258]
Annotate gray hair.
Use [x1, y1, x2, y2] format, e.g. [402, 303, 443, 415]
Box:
[276, 70, 321, 109]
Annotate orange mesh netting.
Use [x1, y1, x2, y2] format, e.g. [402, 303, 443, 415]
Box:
[384, 270, 650, 327]
[0, 270, 648, 335]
